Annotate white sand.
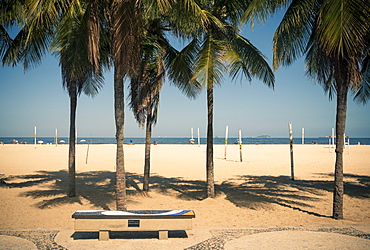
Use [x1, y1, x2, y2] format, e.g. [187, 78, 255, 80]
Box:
[0, 144, 369, 229]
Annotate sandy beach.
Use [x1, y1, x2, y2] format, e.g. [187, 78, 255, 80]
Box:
[0, 144, 369, 249]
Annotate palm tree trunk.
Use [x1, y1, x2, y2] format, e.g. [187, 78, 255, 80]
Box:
[143, 110, 152, 192]
[206, 86, 215, 198]
[332, 82, 348, 219]
[114, 68, 127, 211]
[68, 81, 77, 197]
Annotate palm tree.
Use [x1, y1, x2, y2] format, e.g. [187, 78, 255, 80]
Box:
[52, 3, 106, 197]
[92, 0, 142, 211]
[185, 0, 275, 198]
[129, 16, 201, 192]
[1, 0, 106, 197]
[85, 0, 209, 210]
[242, 0, 370, 219]
[130, 51, 164, 192]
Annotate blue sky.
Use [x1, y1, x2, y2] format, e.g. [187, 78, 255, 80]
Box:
[1, 14, 369, 138]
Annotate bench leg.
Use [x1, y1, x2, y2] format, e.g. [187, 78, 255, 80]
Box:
[99, 230, 110, 241]
[159, 230, 168, 240]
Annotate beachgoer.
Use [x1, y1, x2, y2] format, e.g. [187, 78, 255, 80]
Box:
[128, 140, 133, 145]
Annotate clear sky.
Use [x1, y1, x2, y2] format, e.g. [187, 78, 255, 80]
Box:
[1, 14, 369, 138]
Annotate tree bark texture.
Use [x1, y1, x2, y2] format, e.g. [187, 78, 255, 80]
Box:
[333, 82, 348, 219]
[68, 81, 77, 197]
[143, 110, 152, 192]
[206, 86, 215, 198]
[114, 68, 127, 211]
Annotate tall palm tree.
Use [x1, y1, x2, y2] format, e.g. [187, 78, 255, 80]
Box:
[129, 16, 201, 192]
[90, 0, 143, 211]
[242, 0, 370, 219]
[185, 0, 274, 198]
[52, 2, 106, 197]
[86, 0, 209, 210]
[130, 50, 165, 192]
[1, 0, 106, 197]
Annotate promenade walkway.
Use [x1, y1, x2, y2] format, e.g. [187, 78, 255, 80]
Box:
[1, 224, 369, 249]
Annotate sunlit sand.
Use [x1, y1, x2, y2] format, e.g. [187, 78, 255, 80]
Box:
[0, 144, 369, 229]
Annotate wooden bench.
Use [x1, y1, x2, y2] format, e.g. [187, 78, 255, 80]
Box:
[72, 210, 195, 240]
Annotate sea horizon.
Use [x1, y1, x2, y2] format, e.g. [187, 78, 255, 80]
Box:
[1, 137, 369, 145]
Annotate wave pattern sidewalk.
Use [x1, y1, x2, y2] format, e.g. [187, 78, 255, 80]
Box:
[0, 229, 66, 249]
[1, 225, 369, 250]
[186, 226, 370, 249]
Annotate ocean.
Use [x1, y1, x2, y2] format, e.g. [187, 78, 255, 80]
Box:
[1, 137, 369, 145]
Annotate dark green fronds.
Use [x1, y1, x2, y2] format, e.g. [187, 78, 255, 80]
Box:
[165, 0, 210, 38]
[52, 0, 105, 98]
[354, 54, 370, 104]
[165, 38, 202, 99]
[228, 34, 274, 88]
[0, 25, 13, 63]
[241, 0, 291, 28]
[193, 34, 227, 88]
[109, 0, 142, 78]
[273, 0, 317, 70]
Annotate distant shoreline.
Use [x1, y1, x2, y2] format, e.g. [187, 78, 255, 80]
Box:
[0, 137, 369, 145]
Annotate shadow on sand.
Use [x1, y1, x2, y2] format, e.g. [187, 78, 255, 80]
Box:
[1, 171, 369, 218]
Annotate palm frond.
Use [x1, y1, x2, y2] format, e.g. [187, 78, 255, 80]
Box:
[241, 0, 290, 28]
[53, 1, 105, 98]
[305, 35, 338, 100]
[165, 38, 202, 99]
[193, 34, 226, 88]
[227, 34, 274, 88]
[354, 54, 370, 104]
[273, 0, 318, 69]
[111, 0, 142, 78]
[165, 0, 210, 38]
[3, 25, 52, 69]
[0, 25, 13, 62]
[315, 0, 368, 87]
[85, 0, 100, 73]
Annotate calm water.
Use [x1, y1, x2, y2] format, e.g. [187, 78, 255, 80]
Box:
[1, 137, 369, 145]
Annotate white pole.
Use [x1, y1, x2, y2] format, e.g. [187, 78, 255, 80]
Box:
[86, 134, 92, 164]
[224, 125, 229, 159]
[332, 128, 335, 146]
[344, 133, 346, 149]
[302, 128, 304, 144]
[197, 128, 200, 147]
[189, 127, 194, 145]
[76, 128, 78, 144]
[331, 128, 335, 152]
[238, 129, 242, 162]
[34, 126, 37, 149]
[55, 128, 58, 147]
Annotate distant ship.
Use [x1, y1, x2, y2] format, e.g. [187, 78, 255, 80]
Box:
[256, 135, 272, 138]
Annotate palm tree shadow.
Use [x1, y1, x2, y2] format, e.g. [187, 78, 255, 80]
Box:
[1, 171, 368, 218]
[1, 170, 143, 209]
[218, 174, 370, 218]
